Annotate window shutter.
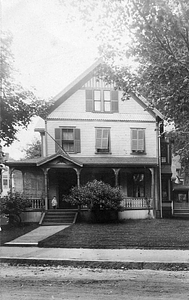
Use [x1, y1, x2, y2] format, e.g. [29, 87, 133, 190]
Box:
[55, 128, 61, 152]
[74, 128, 81, 153]
[131, 129, 138, 151]
[86, 90, 93, 112]
[101, 129, 109, 149]
[96, 128, 103, 149]
[111, 90, 118, 112]
[138, 130, 145, 151]
[96, 128, 109, 150]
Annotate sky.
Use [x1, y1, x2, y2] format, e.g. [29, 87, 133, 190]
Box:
[2, 0, 99, 159]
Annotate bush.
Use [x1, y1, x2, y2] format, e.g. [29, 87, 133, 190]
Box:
[64, 180, 123, 211]
[0, 192, 31, 216]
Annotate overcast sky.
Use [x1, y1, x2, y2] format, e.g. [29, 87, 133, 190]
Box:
[2, 0, 99, 159]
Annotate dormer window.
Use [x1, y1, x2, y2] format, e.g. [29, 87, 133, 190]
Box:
[86, 89, 118, 113]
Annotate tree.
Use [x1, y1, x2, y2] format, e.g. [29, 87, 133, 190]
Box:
[0, 31, 53, 146]
[63, 0, 189, 166]
[22, 139, 41, 159]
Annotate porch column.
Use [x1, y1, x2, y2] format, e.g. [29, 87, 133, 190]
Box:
[9, 167, 15, 196]
[113, 168, 120, 187]
[149, 168, 155, 217]
[21, 170, 26, 195]
[74, 168, 81, 188]
[42, 168, 49, 210]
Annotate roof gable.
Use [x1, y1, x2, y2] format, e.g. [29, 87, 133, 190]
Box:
[48, 59, 102, 114]
[37, 152, 83, 167]
[48, 59, 164, 120]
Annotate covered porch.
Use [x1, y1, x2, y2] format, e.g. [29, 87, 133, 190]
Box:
[6, 154, 159, 220]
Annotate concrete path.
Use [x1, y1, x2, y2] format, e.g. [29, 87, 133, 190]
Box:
[5, 225, 69, 246]
[0, 247, 189, 270]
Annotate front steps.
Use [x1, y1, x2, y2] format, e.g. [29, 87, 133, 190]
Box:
[172, 209, 189, 219]
[40, 209, 78, 226]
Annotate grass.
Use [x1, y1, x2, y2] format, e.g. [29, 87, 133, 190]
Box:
[0, 223, 39, 246]
[38, 219, 189, 249]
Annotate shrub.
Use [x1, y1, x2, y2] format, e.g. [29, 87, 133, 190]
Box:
[0, 192, 31, 216]
[64, 180, 123, 211]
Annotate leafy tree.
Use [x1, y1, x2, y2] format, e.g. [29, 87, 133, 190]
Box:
[22, 139, 41, 159]
[63, 0, 189, 167]
[0, 31, 53, 146]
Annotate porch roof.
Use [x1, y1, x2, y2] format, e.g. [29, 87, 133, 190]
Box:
[173, 184, 189, 191]
[6, 156, 158, 168]
[72, 156, 158, 167]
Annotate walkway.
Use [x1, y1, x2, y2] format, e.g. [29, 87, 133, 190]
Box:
[5, 225, 69, 246]
[0, 247, 189, 270]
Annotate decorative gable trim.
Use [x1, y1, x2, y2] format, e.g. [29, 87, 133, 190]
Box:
[36, 153, 83, 167]
[48, 59, 103, 115]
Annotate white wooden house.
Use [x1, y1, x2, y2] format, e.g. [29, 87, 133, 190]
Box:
[6, 60, 173, 223]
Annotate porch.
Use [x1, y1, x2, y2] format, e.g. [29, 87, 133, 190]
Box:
[172, 184, 189, 218]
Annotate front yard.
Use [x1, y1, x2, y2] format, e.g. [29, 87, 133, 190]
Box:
[38, 219, 189, 249]
[0, 223, 39, 246]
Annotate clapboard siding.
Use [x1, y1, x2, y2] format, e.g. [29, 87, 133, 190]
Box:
[48, 89, 155, 122]
[47, 119, 157, 157]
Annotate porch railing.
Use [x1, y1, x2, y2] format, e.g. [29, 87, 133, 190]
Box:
[121, 197, 153, 209]
[173, 202, 189, 210]
[27, 198, 45, 210]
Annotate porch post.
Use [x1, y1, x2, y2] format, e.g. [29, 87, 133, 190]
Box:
[42, 168, 49, 210]
[74, 168, 81, 188]
[149, 168, 155, 217]
[9, 167, 15, 196]
[21, 170, 26, 195]
[113, 168, 120, 187]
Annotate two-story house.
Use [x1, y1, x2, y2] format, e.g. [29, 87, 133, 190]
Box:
[6, 60, 173, 223]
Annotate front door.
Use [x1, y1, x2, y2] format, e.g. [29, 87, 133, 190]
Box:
[58, 169, 77, 209]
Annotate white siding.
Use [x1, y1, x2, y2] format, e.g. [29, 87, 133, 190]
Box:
[46, 84, 157, 158]
[49, 89, 155, 122]
[47, 119, 157, 158]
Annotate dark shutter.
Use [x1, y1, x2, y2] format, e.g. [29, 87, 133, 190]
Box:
[74, 128, 81, 153]
[86, 90, 93, 112]
[111, 90, 118, 112]
[55, 128, 61, 152]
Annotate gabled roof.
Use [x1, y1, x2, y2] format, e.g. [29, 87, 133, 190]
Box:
[48, 58, 103, 115]
[6, 153, 83, 168]
[47, 58, 164, 120]
[37, 152, 83, 167]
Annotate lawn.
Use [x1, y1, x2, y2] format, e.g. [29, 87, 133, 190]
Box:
[0, 223, 39, 246]
[38, 219, 189, 249]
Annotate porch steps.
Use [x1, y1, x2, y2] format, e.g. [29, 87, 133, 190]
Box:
[173, 209, 189, 219]
[41, 210, 78, 226]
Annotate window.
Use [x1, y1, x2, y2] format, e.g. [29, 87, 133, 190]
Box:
[86, 89, 118, 113]
[161, 141, 170, 164]
[62, 128, 74, 152]
[133, 173, 145, 197]
[95, 128, 110, 153]
[131, 129, 145, 153]
[3, 179, 8, 187]
[55, 128, 81, 153]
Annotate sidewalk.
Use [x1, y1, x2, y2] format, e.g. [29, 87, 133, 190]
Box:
[1, 246, 189, 270]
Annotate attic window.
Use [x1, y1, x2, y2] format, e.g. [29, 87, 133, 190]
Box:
[86, 89, 118, 113]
